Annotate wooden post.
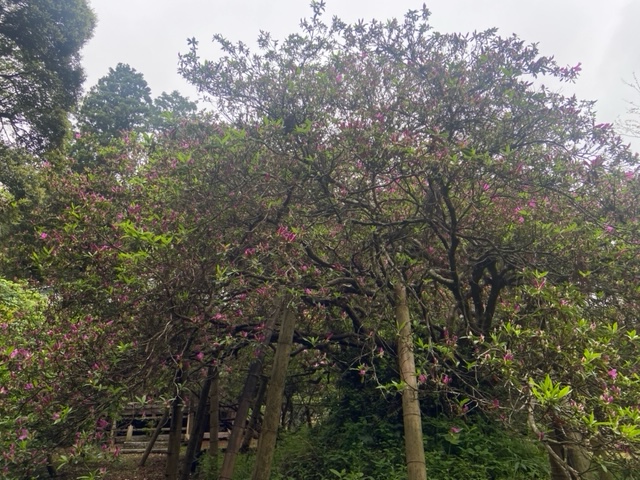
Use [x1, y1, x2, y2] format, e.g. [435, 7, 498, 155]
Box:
[396, 283, 427, 480]
[185, 400, 193, 442]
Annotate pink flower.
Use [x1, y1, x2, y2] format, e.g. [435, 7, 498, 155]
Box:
[449, 426, 461, 434]
[608, 368, 617, 380]
[418, 373, 427, 384]
[39, 232, 48, 240]
[195, 352, 204, 362]
[503, 352, 514, 362]
[600, 394, 614, 404]
[17, 429, 28, 441]
[442, 375, 451, 385]
[276, 225, 297, 242]
[336, 73, 343, 83]
[482, 183, 490, 191]
[96, 418, 109, 430]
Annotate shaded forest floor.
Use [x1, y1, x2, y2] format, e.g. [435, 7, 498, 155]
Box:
[59, 454, 166, 480]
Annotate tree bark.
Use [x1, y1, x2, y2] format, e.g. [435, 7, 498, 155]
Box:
[208, 369, 220, 475]
[139, 407, 169, 467]
[180, 367, 215, 480]
[165, 393, 184, 480]
[219, 302, 280, 480]
[241, 374, 267, 452]
[396, 283, 427, 480]
[548, 425, 597, 480]
[251, 300, 296, 480]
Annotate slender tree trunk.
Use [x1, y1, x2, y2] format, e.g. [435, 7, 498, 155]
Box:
[165, 393, 184, 480]
[251, 301, 296, 480]
[219, 302, 280, 480]
[139, 407, 169, 467]
[395, 283, 427, 480]
[241, 374, 267, 452]
[180, 367, 215, 480]
[208, 370, 219, 475]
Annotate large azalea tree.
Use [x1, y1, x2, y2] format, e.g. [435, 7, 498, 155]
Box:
[179, 3, 639, 478]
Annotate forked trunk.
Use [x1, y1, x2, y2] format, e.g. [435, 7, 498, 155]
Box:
[395, 283, 427, 480]
[219, 301, 280, 480]
[251, 300, 296, 480]
[180, 367, 215, 480]
[242, 374, 267, 452]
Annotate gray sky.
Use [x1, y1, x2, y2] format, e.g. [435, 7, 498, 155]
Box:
[82, 0, 640, 148]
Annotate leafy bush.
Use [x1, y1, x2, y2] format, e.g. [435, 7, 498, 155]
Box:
[266, 376, 549, 480]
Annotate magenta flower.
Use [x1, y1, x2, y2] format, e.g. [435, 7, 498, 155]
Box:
[96, 418, 109, 430]
[276, 225, 297, 242]
[39, 232, 48, 240]
[195, 352, 204, 362]
[418, 373, 427, 384]
[608, 368, 617, 380]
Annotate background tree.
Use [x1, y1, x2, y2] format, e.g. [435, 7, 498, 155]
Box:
[152, 90, 198, 130]
[77, 63, 153, 141]
[0, 0, 95, 152]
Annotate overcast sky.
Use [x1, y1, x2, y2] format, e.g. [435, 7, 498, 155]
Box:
[81, 0, 640, 148]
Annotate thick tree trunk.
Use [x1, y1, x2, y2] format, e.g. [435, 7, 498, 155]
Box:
[208, 370, 219, 475]
[548, 426, 597, 480]
[251, 301, 296, 480]
[165, 394, 184, 480]
[180, 367, 215, 480]
[219, 302, 280, 480]
[139, 407, 169, 467]
[395, 283, 427, 480]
